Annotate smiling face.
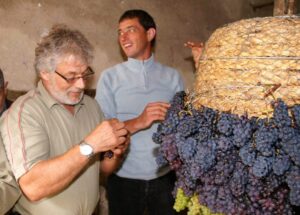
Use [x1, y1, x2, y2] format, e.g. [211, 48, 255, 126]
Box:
[41, 55, 88, 106]
[118, 18, 155, 60]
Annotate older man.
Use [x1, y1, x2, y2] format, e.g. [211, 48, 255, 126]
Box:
[0, 24, 128, 215]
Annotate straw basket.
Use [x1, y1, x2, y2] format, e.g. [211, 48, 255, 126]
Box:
[193, 16, 300, 118]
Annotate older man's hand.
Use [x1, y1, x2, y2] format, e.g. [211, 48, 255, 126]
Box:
[85, 119, 128, 153]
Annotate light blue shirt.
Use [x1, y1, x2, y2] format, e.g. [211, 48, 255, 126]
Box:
[95, 55, 184, 180]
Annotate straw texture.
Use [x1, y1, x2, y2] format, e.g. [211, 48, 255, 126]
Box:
[193, 16, 300, 118]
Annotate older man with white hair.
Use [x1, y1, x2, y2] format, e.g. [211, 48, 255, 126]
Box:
[0, 24, 129, 215]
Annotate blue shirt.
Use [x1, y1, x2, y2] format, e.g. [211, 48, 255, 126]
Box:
[95, 55, 184, 180]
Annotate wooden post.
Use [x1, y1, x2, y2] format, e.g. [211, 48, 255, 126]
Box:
[287, 0, 297, 15]
[273, 0, 298, 16]
[273, 0, 286, 16]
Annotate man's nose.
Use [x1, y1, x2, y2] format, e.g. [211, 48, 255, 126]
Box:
[74, 77, 85, 89]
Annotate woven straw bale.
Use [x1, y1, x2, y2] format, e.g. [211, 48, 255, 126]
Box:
[193, 16, 300, 117]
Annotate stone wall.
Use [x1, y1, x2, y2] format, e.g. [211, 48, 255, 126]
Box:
[0, 0, 274, 100]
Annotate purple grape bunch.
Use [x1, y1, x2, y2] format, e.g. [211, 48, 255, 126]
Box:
[153, 91, 300, 214]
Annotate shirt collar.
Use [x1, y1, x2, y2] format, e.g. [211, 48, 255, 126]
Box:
[127, 54, 155, 70]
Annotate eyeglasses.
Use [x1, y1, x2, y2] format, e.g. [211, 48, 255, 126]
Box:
[55, 67, 94, 84]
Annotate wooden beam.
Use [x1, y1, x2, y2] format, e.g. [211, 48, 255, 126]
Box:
[274, 0, 286, 16]
[274, 0, 298, 15]
[250, 0, 274, 11]
[287, 0, 297, 15]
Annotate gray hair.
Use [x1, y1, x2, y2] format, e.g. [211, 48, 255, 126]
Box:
[34, 24, 94, 74]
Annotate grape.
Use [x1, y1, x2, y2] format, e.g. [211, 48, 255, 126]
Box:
[194, 125, 212, 142]
[170, 91, 186, 108]
[214, 186, 235, 214]
[239, 143, 256, 166]
[155, 152, 168, 167]
[216, 136, 234, 153]
[174, 175, 194, 197]
[160, 112, 180, 134]
[251, 156, 273, 178]
[246, 173, 264, 203]
[229, 162, 248, 197]
[285, 166, 300, 191]
[198, 185, 218, 211]
[177, 116, 200, 137]
[289, 189, 300, 206]
[282, 134, 300, 166]
[189, 162, 203, 181]
[278, 126, 296, 143]
[187, 195, 201, 215]
[292, 104, 300, 128]
[169, 158, 182, 170]
[214, 154, 236, 185]
[232, 116, 254, 148]
[259, 198, 276, 213]
[217, 113, 234, 136]
[192, 140, 217, 172]
[263, 173, 284, 197]
[152, 124, 163, 144]
[173, 188, 189, 212]
[272, 99, 292, 128]
[177, 137, 197, 162]
[272, 151, 291, 176]
[160, 134, 178, 162]
[255, 125, 278, 156]
[202, 106, 217, 126]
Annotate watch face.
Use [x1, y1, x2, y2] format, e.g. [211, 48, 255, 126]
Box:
[80, 142, 93, 156]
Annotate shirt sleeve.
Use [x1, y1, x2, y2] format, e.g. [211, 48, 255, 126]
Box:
[0, 101, 49, 180]
[95, 71, 117, 119]
[0, 137, 21, 214]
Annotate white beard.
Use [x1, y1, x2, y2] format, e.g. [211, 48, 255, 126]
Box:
[48, 76, 84, 105]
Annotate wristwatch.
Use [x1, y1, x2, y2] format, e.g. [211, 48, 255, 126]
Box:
[79, 141, 94, 158]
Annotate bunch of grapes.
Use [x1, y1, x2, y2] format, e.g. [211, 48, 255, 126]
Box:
[153, 91, 300, 214]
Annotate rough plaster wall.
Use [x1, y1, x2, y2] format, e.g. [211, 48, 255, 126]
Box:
[0, 0, 272, 92]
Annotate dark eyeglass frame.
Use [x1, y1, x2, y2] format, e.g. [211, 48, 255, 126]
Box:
[55, 67, 94, 84]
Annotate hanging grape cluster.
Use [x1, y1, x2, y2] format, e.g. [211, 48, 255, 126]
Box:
[153, 91, 300, 215]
